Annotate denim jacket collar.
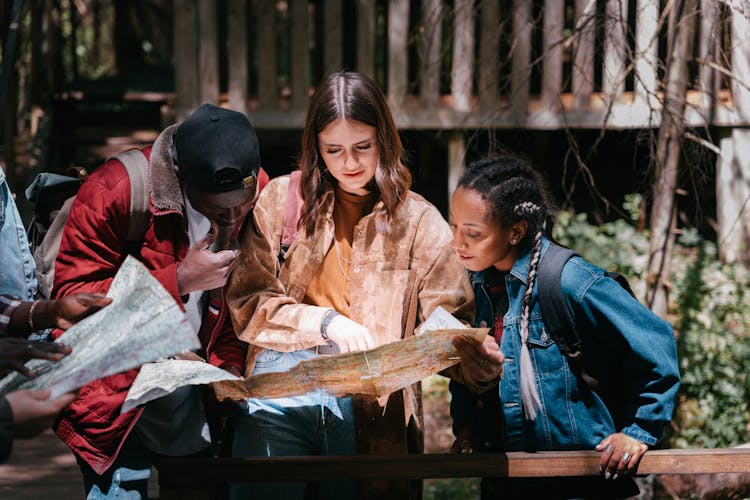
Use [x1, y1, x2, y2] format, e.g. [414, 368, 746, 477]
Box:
[469, 236, 551, 288]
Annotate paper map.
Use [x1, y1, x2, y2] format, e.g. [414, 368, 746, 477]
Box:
[0, 256, 200, 399]
[120, 306, 486, 410]
[122, 359, 241, 413]
[212, 327, 487, 402]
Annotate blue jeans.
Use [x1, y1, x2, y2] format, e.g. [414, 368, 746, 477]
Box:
[230, 349, 357, 500]
[78, 433, 156, 500]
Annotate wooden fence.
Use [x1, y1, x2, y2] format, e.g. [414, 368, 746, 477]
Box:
[173, 0, 748, 130]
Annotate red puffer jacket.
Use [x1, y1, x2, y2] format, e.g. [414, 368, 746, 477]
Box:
[51, 125, 268, 474]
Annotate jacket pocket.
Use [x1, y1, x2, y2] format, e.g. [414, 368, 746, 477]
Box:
[374, 269, 411, 342]
[526, 321, 566, 375]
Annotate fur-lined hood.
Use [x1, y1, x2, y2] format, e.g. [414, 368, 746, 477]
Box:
[148, 124, 183, 215]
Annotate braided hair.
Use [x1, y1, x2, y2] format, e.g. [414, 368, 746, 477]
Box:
[457, 155, 556, 420]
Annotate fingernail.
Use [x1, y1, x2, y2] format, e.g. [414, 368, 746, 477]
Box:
[605, 471, 611, 480]
[613, 473, 619, 480]
[598, 465, 604, 473]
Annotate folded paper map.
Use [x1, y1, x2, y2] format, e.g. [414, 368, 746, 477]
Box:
[0, 256, 200, 399]
[121, 306, 487, 409]
[122, 359, 242, 413]
[212, 326, 488, 403]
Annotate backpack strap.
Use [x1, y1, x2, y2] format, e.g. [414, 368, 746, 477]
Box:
[33, 195, 77, 300]
[279, 171, 303, 262]
[538, 243, 603, 389]
[111, 149, 150, 243]
[537, 243, 581, 357]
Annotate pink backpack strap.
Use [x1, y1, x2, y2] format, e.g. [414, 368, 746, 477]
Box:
[280, 171, 303, 255]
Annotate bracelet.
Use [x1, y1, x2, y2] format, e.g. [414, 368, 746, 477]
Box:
[320, 310, 340, 340]
[28, 300, 40, 332]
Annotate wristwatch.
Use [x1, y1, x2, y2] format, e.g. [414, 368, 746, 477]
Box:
[320, 309, 340, 339]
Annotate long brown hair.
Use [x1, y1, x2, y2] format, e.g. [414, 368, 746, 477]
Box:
[298, 71, 411, 236]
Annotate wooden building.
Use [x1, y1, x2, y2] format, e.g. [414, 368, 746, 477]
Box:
[172, 0, 749, 262]
[2, 0, 749, 261]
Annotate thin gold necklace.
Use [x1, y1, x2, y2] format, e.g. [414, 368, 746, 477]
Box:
[333, 238, 351, 280]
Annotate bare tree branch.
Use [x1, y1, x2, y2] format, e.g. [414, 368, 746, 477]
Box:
[718, 0, 750, 21]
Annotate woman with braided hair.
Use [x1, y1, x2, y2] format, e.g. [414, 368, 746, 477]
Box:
[448, 155, 680, 499]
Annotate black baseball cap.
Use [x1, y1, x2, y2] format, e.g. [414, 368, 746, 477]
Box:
[174, 103, 260, 193]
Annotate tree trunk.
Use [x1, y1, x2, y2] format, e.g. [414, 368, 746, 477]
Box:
[0, 0, 24, 194]
[646, 0, 698, 318]
[113, 0, 141, 73]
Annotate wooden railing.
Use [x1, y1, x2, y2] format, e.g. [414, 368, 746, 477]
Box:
[158, 448, 750, 499]
[172, 0, 748, 130]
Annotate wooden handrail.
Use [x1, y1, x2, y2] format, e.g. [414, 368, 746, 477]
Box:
[158, 449, 750, 487]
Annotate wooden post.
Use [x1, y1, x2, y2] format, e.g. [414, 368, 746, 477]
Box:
[69, 0, 79, 83]
[174, 0, 199, 119]
[451, 0, 475, 113]
[387, 0, 409, 109]
[420, 0, 442, 107]
[44, 0, 64, 98]
[357, 0, 376, 78]
[324, 0, 343, 74]
[448, 132, 465, 201]
[602, 0, 628, 104]
[227, 0, 249, 115]
[511, 0, 531, 119]
[29, 0, 43, 120]
[290, 0, 309, 110]
[256, 0, 277, 109]
[478, 0, 500, 110]
[698, 0, 719, 113]
[198, 0, 219, 105]
[716, 7, 750, 264]
[541, 0, 563, 110]
[634, 0, 659, 108]
[572, 0, 595, 110]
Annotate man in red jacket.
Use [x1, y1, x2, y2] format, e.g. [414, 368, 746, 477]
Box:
[51, 104, 268, 498]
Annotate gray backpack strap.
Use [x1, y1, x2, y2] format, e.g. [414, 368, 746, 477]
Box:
[34, 195, 77, 299]
[111, 149, 150, 243]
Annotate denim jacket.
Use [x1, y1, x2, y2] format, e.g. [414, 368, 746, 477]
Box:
[0, 170, 37, 300]
[451, 236, 680, 452]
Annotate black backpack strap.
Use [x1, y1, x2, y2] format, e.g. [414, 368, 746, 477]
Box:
[607, 271, 636, 298]
[537, 243, 601, 389]
[538, 244, 580, 357]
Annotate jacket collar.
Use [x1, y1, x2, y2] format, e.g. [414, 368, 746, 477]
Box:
[469, 235, 551, 287]
[149, 124, 183, 216]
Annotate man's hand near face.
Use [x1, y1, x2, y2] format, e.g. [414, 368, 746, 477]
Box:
[176, 230, 240, 295]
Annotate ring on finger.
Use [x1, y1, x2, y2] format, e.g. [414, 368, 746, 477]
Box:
[480, 358, 488, 367]
[621, 452, 631, 462]
[605, 444, 613, 453]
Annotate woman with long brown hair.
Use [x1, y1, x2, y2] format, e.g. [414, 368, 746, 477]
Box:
[227, 71, 502, 499]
